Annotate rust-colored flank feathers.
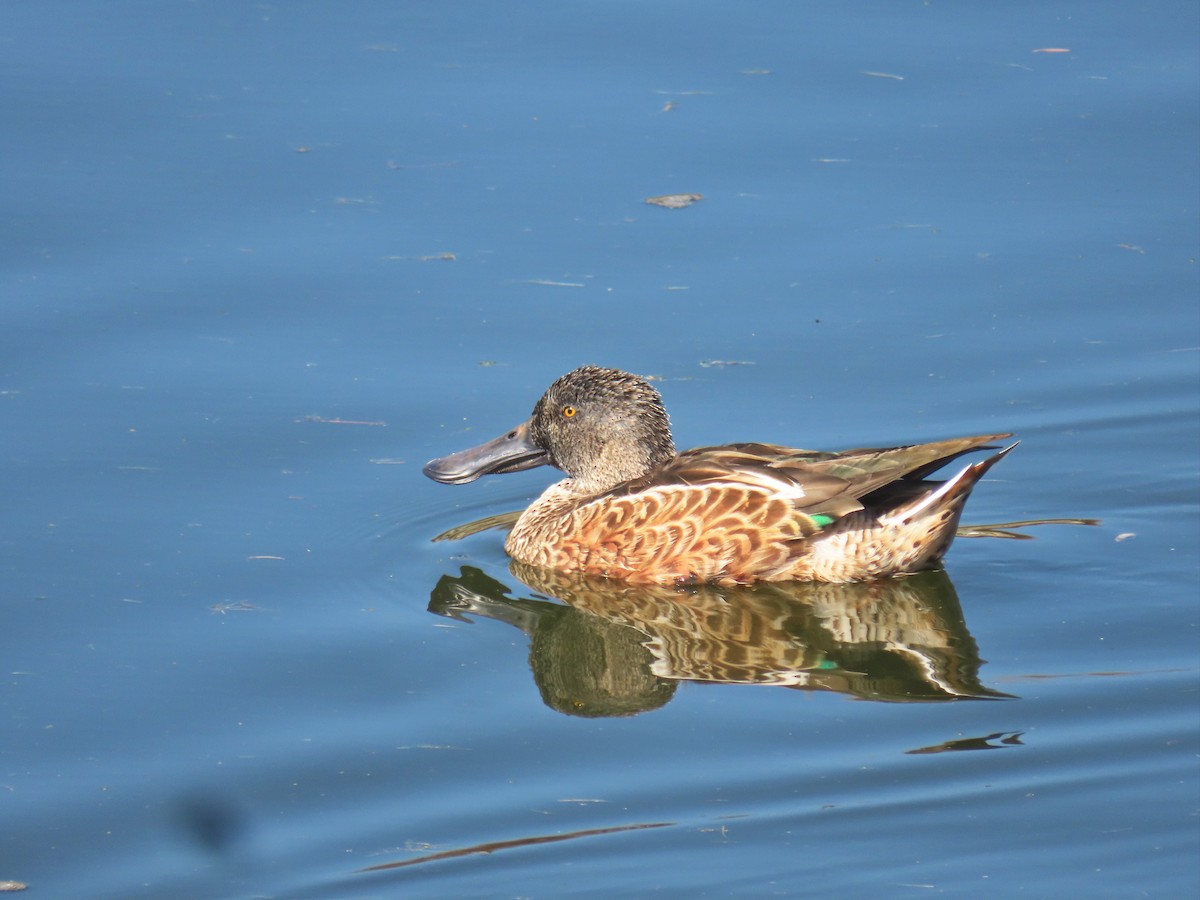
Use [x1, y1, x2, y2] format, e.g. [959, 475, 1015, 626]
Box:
[424, 365, 1015, 584]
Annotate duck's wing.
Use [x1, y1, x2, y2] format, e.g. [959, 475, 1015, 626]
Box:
[622, 433, 1012, 519]
[634, 449, 862, 520]
[796, 433, 1013, 483]
[770, 433, 1013, 493]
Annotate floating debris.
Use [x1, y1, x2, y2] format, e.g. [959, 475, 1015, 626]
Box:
[860, 70, 904, 81]
[645, 193, 704, 209]
[385, 160, 456, 170]
[1116, 243, 1145, 254]
[369, 458, 406, 465]
[297, 415, 387, 426]
[210, 601, 264, 614]
[698, 359, 755, 368]
[523, 279, 585, 287]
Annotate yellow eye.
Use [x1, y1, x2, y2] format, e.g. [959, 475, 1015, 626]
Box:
[562, 405, 577, 418]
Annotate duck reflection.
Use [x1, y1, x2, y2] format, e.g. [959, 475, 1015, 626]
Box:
[429, 563, 1012, 717]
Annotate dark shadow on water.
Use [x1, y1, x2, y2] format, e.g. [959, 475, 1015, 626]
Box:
[174, 791, 249, 856]
[429, 564, 1013, 717]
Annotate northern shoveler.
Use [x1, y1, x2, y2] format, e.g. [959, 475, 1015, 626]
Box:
[423, 365, 1015, 584]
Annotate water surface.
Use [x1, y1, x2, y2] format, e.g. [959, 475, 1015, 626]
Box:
[3, 2, 1197, 897]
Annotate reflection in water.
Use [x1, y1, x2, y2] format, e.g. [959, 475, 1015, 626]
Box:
[357, 820, 673, 873]
[429, 564, 1012, 717]
[906, 731, 1025, 754]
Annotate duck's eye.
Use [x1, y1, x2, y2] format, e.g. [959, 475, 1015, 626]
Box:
[562, 405, 577, 418]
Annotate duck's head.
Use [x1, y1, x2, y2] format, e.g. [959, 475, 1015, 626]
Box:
[423, 365, 676, 494]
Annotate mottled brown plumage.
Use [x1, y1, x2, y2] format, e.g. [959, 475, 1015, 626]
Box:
[424, 365, 1015, 584]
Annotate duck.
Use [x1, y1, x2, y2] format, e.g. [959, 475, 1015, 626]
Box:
[423, 365, 1015, 585]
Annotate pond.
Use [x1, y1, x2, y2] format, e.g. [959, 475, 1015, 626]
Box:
[3, 2, 1197, 897]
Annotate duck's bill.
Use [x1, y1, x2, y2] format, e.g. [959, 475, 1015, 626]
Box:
[422, 421, 550, 485]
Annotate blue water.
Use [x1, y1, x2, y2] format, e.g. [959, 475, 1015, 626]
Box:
[3, 2, 1197, 897]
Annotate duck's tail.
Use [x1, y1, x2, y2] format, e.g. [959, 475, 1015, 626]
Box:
[881, 442, 1018, 530]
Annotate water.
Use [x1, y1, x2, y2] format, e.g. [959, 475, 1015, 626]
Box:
[3, 2, 1197, 897]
